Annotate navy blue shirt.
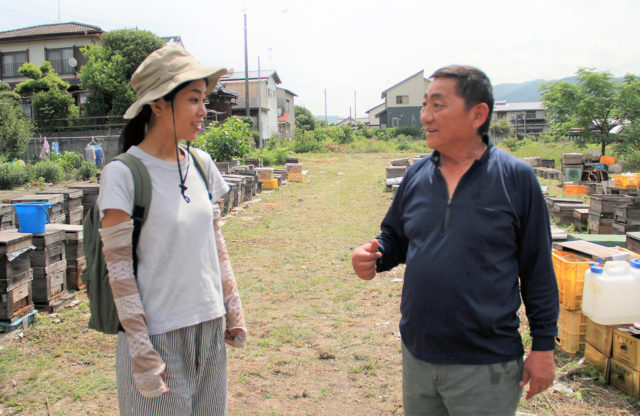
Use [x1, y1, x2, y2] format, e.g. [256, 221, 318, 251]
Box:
[376, 138, 558, 364]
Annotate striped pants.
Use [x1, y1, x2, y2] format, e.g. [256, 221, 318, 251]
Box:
[116, 318, 228, 415]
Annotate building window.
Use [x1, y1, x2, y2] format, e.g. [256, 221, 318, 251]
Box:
[526, 110, 536, 119]
[46, 48, 75, 74]
[2, 50, 28, 77]
[392, 117, 400, 127]
[285, 99, 290, 113]
[396, 95, 408, 105]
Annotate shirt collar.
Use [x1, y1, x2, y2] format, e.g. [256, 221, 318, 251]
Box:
[430, 134, 493, 167]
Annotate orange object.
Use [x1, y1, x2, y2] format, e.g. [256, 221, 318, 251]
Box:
[600, 155, 616, 165]
[564, 184, 588, 195]
[552, 249, 591, 310]
[556, 306, 587, 355]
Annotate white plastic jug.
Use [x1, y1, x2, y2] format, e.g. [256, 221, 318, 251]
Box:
[582, 259, 640, 325]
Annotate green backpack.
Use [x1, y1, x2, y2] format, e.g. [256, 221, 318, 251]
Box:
[82, 147, 211, 334]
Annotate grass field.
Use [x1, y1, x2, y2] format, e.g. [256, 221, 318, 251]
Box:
[1, 151, 640, 415]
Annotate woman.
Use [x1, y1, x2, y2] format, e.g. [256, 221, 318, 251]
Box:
[97, 45, 246, 415]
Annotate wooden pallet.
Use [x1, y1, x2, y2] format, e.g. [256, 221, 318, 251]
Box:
[0, 309, 37, 333]
[35, 291, 74, 313]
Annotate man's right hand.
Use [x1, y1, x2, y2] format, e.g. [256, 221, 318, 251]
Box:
[352, 239, 382, 280]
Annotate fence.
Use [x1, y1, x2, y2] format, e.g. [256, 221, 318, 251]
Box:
[34, 115, 126, 135]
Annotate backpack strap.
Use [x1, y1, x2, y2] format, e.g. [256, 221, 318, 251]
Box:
[185, 146, 212, 201]
[112, 153, 152, 274]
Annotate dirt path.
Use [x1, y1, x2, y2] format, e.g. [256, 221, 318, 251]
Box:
[1, 152, 639, 415]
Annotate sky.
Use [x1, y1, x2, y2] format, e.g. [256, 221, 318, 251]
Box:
[1, 0, 640, 119]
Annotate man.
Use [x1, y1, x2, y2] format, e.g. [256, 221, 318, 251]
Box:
[352, 65, 558, 415]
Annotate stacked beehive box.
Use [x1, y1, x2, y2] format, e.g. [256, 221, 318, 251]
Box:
[31, 229, 68, 312]
[562, 153, 584, 182]
[610, 329, 640, 399]
[11, 193, 66, 225]
[37, 188, 84, 225]
[0, 231, 34, 326]
[627, 232, 640, 254]
[286, 162, 305, 183]
[46, 224, 84, 291]
[584, 318, 614, 383]
[256, 167, 278, 190]
[0, 204, 16, 231]
[589, 195, 631, 234]
[69, 184, 100, 217]
[612, 197, 640, 234]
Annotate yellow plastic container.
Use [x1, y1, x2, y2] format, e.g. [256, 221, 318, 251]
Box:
[556, 306, 587, 354]
[288, 173, 306, 183]
[262, 178, 278, 189]
[552, 249, 591, 310]
[615, 173, 639, 190]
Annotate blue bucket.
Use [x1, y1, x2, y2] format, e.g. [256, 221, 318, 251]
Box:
[13, 202, 53, 234]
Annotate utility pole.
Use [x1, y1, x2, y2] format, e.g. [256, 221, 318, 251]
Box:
[324, 89, 328, 126]
[354, 90, 357, 127]
[243, 12, 250, 118]
[257, 57, 262, 147]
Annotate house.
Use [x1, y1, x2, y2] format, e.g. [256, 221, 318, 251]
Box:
[377, 70, 430, 129]
[492, 101, 548, 137]
[335, 116, 368, 127]
[0, 22, 103, 92]
[365, 102, 386, 129]
[220, 70, 285, 146]
[276, 87, 297, 140]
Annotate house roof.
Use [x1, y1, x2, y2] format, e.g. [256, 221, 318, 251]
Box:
[221, 70, 282, 84]
[381, 70, 425, 98]
[0, 22, 103, 41]
[493, 101, 545, 112]
[278, 87, 298, 97]
[365, 102, 386, 114]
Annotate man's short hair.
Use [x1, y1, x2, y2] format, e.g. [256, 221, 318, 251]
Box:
[430, 65, 494, 135]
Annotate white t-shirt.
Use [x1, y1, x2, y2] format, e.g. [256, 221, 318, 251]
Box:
[97, 146, 230, 335]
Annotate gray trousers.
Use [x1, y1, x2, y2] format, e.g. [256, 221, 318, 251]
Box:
[116, 318, 227, 416]
[402, 342, 523, 416]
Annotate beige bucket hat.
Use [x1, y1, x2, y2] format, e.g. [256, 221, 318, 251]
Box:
[123, 45, 229, 119]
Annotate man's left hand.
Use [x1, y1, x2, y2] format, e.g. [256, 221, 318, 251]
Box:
[519, 350, 555, 399]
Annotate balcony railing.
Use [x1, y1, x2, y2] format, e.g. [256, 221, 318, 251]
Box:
[2, 62, 26, 78]
[49, 59, 75, 74]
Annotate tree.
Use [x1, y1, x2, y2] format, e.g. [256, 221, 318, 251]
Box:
[14, 61, 78, 130]
[0, 93, 34, 160]
[295, 105, 316, 132]
[79, 29, 164, 116]
[194, 116, 253, 161]
[489, 118, 512, 138]
[541, 68, 640, 155]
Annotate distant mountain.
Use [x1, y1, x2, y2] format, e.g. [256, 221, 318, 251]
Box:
[493, 76, 624, 103]
[493, 79, 546, 102]
[315, 115, 341, 124]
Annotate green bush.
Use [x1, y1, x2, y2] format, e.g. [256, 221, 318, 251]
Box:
[619, 150, 640, 171]
[293, 130, 323, 153]
[0, 97, 34, 160]
[194, 116, 252, 161]
[32, 160, 64, 183]
[394, 125, 424, 138]
[0, 162, 32, 189]
[49, 151, 82, 174]
[77, 161, 99, 180]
